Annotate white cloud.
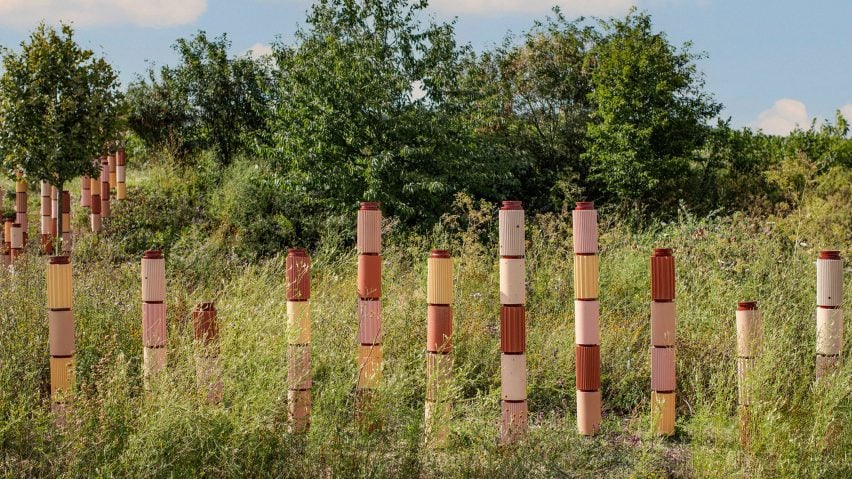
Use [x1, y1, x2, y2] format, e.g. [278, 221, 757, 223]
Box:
[428, 0, 635, 15]
[840, 104, 852, 123]
[0, 0, 207, 28]
[244, 43, 273, 60]
[752, 99, 810, 136]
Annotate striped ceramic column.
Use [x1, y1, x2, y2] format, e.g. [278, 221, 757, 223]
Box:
[90, 172, 102, 233]
[356, 202, 382, 424]
[735, 301, 762, 445]
[80, 175, 91, 207]
[108, 153, 117, 189]
[116, 149, 127, 200]
[426, 249, 453, 445]
[1, 218, 11, 267]
[10, 223, 24, 263]
[40, 181, 52, 254]
[573, 201, 601, 435]
[15, 175, 27, 245]
[141, 250, 166, 382]
[50, 186, 59, 239]
[193, 302, 223, 404]
[286, 248, 312, 432]
[47, 255, 75, 415]
[816, 250, 843, 379]
[60, 191, 71, 254]
[499, 200, 527, 444]
[100, 159, 111, 218]
[650, 248, 676, 435]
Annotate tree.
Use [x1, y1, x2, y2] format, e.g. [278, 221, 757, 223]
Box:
[268, 0, 509, 225]
[462, 10, 597, 211]
[0, 23, 120, 252]
[583, 11, 722, 211]
[126, 32, 272, 166]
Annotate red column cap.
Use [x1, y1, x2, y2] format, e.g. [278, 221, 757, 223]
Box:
[501, 201, 523, 210]
[49, 255, 70, 264]
[575, 201, 595, 210]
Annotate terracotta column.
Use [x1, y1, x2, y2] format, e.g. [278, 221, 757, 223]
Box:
[40, 181, 52, 254]
[15, 175, 28, 246]
[10, 223, 24, 263]
[116, 149, 127, 200]
[735, 301, 761, 445]
[193, 302, 223, 404]
[573, 201, 601, 435]
[2, 218, 12, 266]
[650, 248, 676, 435]
[100, 159, 110, 218]
[47, 255, 75, 417]
[90, 171, 102, 233]
[80, 175, 91, 207]
[50, 186, 59, 239]
[499, 200, 527, 444]
[60, 191, 72, 254]
[356, 202, 382, 425]
[286, 248, 312, 432]
[108, 153, 117, 189]
[816, 250, 843, 379]
[426, 249, 453, 445]
[141, 250, 166, 382]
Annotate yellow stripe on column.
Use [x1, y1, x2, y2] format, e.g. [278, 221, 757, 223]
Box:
[287, 301, 311, 344]
[50, 356, 75, 398]
[47, 261, 72, 310]
[573, 255, 599, 300]
[357, 345, 382, 389]
[427, 253, 453, 305]
[651, 391, 675, 435]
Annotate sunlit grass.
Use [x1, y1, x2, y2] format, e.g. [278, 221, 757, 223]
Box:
[0, 185, 848, 478]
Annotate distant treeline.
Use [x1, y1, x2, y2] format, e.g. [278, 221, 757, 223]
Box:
[123, 0, 851, 247]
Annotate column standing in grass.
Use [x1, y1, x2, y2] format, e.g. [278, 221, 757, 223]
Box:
[40, 181, 52, 254]
[1, 218, 11, 266]
[650, 248, 676, 435]
[10, 222, 24, 263]
[116, 149, 127, 200]
[50, 186, 59, 240]
[108, 152, 117, 190]
[60, 191, 71, 254]
[499, 201, 527, 444]
[426, 249, 453, 445]
[193, 302, 223, 404]
[141, 250, 167, 383]
[90, 167, 102, 233]
[100, 158, 110, 218]
[15, 174, 28, 245]
[287, 248, 312, 432]
[815, 250, 843, 379]
[47, 255, 75, 418]
[80, 175, 91, 207]
[356, 202, 382, 425]
[735, 301, 762, 446]
[573, 202, 601, 435]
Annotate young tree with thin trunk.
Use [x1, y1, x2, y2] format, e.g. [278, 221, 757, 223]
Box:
[0, 23, 121, 253]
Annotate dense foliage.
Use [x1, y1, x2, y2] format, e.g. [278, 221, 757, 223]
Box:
[0, 23, 120, 187]
[121, 2, 852, 258]
[126, 32, 271, 166]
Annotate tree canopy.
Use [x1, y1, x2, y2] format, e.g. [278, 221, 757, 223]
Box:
[0, 23, 120, 187]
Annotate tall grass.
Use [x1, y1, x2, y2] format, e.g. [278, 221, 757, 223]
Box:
[0, 186, 848, 478]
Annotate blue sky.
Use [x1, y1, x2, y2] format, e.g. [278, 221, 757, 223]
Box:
[1, 0, 850, 134]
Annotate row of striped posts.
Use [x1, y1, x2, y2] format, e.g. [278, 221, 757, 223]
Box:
[1, 147, 129, 262]
[39, 201, 844, 442]
[47, 250, 224, 415]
